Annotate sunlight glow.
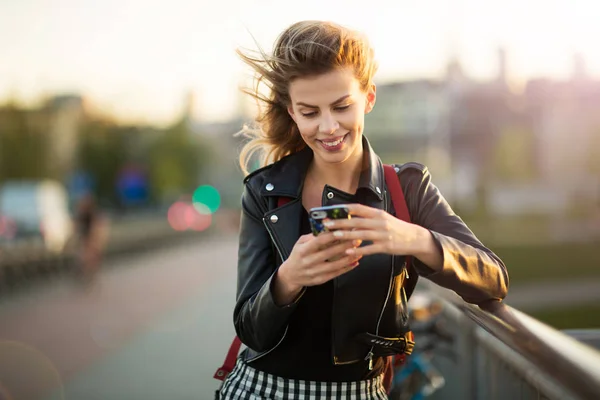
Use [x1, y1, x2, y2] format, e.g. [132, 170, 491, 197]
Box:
[1, 0, 599, 125]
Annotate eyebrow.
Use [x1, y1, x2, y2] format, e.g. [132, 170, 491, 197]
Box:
[295, 94, 351, 108]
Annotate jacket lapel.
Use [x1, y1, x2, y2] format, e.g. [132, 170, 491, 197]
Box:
[258, 135, 387, 261]
[263, 198, 303, 261]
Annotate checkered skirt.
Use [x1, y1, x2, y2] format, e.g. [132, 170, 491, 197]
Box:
[218, 358, 388, 399]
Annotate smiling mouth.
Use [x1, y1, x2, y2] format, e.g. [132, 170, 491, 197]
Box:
[318, 134, 348, 147]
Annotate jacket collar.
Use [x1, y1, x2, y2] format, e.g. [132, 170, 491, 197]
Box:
[258, 135, 385, 201]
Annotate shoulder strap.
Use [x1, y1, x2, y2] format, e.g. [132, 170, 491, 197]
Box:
[383, 164, 418, 300]
[213, 337, 242, 381]
[383, 165, 410, 223]
[277, 197, 292, 207]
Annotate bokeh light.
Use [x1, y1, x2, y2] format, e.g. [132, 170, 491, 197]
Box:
[189, 204, 212, 232]
[0, 341, 65, 400]
[167, 200, 213, 232]
[192, 185, 220, 215]
[167, 201, 190, 231]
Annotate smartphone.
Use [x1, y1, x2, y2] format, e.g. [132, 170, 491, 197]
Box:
[308, 205, 351, 236]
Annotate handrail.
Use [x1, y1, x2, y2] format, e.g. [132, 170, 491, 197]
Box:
[422, 281, 600, 400]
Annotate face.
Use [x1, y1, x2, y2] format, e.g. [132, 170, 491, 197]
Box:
[287, 67, 376, 166]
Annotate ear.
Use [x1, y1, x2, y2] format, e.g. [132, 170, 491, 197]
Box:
[364, 84, 376, 114]
[287, 105, 297, 123]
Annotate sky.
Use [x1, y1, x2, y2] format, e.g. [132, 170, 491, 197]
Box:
[1, 0, 599, 126]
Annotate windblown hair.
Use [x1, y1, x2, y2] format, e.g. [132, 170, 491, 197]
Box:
[236, 20, 378, 175]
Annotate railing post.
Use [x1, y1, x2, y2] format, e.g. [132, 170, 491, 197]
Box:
[460, 311, 478, 399]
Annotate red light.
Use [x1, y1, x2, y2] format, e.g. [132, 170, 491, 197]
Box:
[167, 202, 190, 231]
[167, 201, 213, 232]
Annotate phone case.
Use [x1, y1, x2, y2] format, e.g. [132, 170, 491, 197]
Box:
[308, 205, 350, 236]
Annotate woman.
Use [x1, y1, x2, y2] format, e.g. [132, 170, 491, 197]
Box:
[219, 20, 508, 399]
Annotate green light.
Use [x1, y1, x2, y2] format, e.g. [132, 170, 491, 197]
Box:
[192, 185, 221, 214]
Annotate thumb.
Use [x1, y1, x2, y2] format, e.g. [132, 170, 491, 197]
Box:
[296, 233, 314, 244]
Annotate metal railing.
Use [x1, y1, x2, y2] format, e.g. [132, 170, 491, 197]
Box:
[418, 281, 600, 400]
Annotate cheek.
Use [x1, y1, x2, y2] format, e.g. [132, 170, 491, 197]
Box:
[296, 120, 318, 138]
[341, 111, 364, 132]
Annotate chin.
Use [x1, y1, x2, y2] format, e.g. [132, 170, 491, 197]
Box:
[314, 144, 358, 165]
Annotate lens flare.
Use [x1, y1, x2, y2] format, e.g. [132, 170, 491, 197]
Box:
[167, 201, 190, 231]
[168, 201, 213, 231]
[192, 185, 220, 214]
[0, 341, 64, 400]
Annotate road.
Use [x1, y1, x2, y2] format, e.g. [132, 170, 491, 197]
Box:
[0, 235, 239, 400]
[1, 234, 599, 400]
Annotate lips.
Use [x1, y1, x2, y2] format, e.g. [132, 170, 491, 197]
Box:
[318, 133, 348, 146]
[316, 133, 349, 152]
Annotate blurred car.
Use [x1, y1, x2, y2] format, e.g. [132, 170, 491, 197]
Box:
[0, 180, 74, 253]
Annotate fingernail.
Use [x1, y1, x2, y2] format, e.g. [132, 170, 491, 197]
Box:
[345, 248, 354, 255]
[333, 231, 343, 237]
[324, 221, 334, 227]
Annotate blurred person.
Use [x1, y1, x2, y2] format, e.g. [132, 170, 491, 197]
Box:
[74, 193, 107, 283]
[218, 20, 509, 400]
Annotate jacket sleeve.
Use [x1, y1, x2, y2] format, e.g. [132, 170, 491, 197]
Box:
[233, 184, 301, 352]
[400, 164, 509, 305]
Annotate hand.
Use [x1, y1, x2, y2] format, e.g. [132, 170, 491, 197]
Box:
[322, 203, 426, 257]
[277, 232, 362, 291]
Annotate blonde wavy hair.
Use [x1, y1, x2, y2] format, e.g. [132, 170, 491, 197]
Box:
[236, 20, 379, 175]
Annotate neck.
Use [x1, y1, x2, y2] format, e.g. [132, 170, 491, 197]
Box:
[308, 145, 365, 194]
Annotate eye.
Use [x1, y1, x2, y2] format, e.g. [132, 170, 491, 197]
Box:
[334, 104, 351, 111]
[300, 111, 317, 118]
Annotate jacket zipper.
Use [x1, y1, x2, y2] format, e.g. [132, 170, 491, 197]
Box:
[245, 326, 289, 363]
[364, 255, 395, 370]
[331, 257, 394, 367]
[262, 216, 287, 261]
[364, 188, 395, 370]
[335, 188, 396, 369]
[245, 216, 289, 363]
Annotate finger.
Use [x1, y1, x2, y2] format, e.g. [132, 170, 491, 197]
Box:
[299, 232, 337, 252]
[317, 239, 353, 251]
[344, 243, 387, 257]
[308, 240, 356, 264]
[309, 256, 361, 284]
[345, 203, 386, 218]
[325, 218, 384, 231]
[313, 231, 347, 247]
[296, 233, 315, 244]
[332, 229, 389, 242]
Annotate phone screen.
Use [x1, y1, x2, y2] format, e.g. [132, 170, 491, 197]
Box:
[308, 205, 350, 236]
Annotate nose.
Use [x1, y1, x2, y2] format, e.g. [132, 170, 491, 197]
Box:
[318, 113, 339, 135]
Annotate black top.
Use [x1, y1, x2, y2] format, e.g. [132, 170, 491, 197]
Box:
[249, 206, 385, 381]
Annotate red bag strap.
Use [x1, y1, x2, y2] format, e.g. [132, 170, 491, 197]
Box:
[383, 164, 410, 223]
[382, 164, 413, 394]
[383, 164, 413, 271]
[213, 337, 242, 381]
[277, 197, 292, 207]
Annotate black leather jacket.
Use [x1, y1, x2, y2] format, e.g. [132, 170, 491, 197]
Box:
[234, 136, 509, 366]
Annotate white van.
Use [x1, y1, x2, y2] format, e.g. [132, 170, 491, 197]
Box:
[0, 180, 74, 253]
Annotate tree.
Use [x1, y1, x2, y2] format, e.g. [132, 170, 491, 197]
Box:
[0, 105, 50, 182]
[77, 119, 127, 205]
[147, 119, 213, 204]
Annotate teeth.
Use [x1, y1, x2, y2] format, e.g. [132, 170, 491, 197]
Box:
[322, 136, 344, 147]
